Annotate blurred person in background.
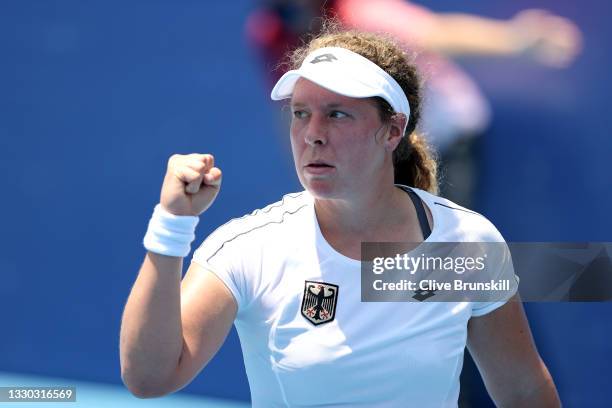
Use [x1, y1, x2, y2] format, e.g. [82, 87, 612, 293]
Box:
[245, 0, 582, 209]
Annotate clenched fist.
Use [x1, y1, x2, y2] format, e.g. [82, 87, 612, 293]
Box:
[160, 153, 222, 216]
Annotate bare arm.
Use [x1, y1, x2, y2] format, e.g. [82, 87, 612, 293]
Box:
[119, 252, 183, 397]
[120, 255, 236, 397]
[119, 153, 236, 398]
[421, 10, 581, 66]
[337, 0, 582, 67]
[420, 12, 534, 56]
[467, 294, 560, 407]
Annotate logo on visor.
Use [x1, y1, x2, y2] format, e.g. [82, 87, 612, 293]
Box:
[301, 281, 339, 326]
[310, 53, 337, 64]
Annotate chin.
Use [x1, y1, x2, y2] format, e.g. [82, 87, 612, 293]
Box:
[302, 179, 344, 200]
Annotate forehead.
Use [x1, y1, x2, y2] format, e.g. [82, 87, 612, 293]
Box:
[290, 78, 377, 110]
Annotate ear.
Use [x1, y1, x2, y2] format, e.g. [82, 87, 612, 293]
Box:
[384, 114, 407, 151]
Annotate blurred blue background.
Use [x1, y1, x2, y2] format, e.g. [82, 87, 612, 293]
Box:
[1, 0, 610, 406]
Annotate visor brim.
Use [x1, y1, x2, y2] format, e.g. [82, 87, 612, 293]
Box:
[270, 69, 381, 101]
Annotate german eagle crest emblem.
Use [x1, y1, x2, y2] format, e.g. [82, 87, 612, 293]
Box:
[301, 281, 339, 326]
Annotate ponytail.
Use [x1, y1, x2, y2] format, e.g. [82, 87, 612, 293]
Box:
[393, 132, 438, 194]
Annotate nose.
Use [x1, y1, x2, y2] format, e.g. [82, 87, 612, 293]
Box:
[303, 114, 328, 147]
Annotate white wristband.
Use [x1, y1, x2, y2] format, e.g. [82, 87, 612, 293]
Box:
[143, 204, 200, 257]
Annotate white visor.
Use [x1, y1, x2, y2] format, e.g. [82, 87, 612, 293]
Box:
[271, 46, 410, 121]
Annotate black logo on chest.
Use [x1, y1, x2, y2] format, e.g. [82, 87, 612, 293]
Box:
[301, 281, 339, 326]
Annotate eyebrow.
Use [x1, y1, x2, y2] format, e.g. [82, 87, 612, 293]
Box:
[290, 102, 347, 109]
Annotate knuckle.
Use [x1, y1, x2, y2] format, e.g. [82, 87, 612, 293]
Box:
[193, 161, 206, 171]
[168, 154, 183, 167]
[200, 154, 214, 165]
[192, 153, 208, 161]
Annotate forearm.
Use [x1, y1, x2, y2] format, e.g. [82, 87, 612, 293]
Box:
[120, 252, 184, 397]
[337, 0, 524, 57]
[496, 360, 560, 407]
[424, 13, 523, 56]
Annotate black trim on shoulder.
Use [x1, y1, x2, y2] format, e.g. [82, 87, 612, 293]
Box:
[205, 192, 305, 242]
[434, 202, 479, 215]
[251, 192, 304, 216]
[206, 203, 309, 263]
[406, 189, 432, 239]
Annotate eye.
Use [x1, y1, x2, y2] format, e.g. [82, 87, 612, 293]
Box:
[329, 110, 349, 119]
[292, 110, 308, 119]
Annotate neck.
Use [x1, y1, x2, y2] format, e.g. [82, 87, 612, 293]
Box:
[314, 183, 408, 241]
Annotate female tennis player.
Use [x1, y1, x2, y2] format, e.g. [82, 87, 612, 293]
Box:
[120, 28, 560, 407]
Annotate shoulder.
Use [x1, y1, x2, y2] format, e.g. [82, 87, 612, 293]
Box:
[194, 191, 312, 262]
[409, 187, 506, 242]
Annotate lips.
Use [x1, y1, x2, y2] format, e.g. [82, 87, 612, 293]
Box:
[305, 160, 334, 168]
[304, 160, 335, 175]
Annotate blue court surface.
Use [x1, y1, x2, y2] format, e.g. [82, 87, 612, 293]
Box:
[0, 372, 249, 408]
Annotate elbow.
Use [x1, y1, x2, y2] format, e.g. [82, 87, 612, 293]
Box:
[496, 363, 561, 408]
[124, 384, 165, 399]
[121, 369, 174, 399]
